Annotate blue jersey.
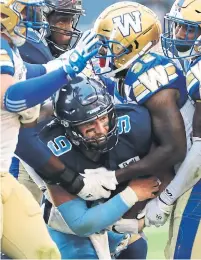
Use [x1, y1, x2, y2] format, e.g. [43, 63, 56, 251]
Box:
[39, 104, 152, 174]
[186, 56, 201, 102]
[103, 53, 188, 108]
[18, 30, 53, 64]
[0, 37, 25, 78]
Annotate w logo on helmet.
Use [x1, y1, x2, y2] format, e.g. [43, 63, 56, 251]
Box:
[112, 11, 142, 37]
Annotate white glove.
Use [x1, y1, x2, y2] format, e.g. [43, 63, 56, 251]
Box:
[84, 167, 118, 191]
[109, 218, 139, 234]
[77, 173, 112, 201]
[18, 104, 41, 124]
[145, 196, 173, 227]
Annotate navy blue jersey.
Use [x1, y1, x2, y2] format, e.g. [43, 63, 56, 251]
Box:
[39, 104, 152, 175]
[18, 30, 53, 64]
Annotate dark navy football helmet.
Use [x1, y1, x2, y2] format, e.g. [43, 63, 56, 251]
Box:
[44, 0, 85, 56]
[53, 73, 118, 153]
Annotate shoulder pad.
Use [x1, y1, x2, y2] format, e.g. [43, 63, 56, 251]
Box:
[0, 38, 14, 76]
[125, 53, 182, 104]
[186, 58, 201, 101]
[18, 30, 53, 64]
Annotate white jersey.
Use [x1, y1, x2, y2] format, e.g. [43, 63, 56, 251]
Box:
[0, 41, 27, 173]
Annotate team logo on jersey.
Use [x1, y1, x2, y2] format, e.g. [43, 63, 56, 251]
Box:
[118, 156, 140, 168]
[132, 62, 178, 102]
[112, 11, 142, 37]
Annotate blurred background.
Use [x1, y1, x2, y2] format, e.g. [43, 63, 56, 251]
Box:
[78, 0, 175, 32]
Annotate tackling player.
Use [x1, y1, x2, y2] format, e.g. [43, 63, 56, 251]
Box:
[10, 0, 85, 203]
[80, 1, 195, 215]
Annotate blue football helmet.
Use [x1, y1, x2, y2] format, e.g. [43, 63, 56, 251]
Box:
[0, 0, 49, 46]
[161, 0, 201, 59]
[53, 73, 119, 153]
[44, 0, 85, 56]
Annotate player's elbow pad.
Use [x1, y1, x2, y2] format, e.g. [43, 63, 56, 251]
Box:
[38, 166, 84, 195]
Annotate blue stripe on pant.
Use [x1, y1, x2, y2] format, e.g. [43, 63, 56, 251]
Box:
[174, 179, 201, 259]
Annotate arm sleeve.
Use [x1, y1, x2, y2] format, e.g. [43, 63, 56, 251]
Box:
[15, 126, 52, 169]
[4, 67, 68, 112]
[16, 125, 85, 194]
[160, 139, 201, 205]
[24, 62, 46, 79]
[57, 194, 130, 237]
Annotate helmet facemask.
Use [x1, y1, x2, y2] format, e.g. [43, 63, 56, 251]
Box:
[91, 30, 154, 78]
[90, 2, 161, 78]
[64, 105, 119, 153]
[162, 14, 201, 59]
[44, 0, 85, 56]
[13, 0, 48, 44]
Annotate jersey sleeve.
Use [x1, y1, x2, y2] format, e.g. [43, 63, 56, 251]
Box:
[116, 104, 152, 156]
[39, 120, 73, 158]
[0, 38, 14, 76]
[125, 53, 185, 105]
[186, 58, 201, 101]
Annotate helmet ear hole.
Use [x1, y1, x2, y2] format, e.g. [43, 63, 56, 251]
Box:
[1, 13, 8, 19]
[134, 41, 139, 49]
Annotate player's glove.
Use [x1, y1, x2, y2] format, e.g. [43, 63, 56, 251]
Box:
[145, 196, 173, 227]
[84, 167, 118, 191]
[109, 218, 139, 234]
[63, 30, 99, 80]
[77, 172, 113, 201]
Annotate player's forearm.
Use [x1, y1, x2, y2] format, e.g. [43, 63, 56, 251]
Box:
[193, 102, 201, 138]
[4, 67, 68, 112]
[57, 187, 138, 237]
[24, 62, 47, 78]
[16, 125, 53, 168]
[116, 145, 180, 183]
[160, 140, 201, 205]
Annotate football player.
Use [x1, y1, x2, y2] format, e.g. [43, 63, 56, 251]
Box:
[0, 0, 98, 258]
[26, 74, 165, 259]
[10, 0, 85, 203]
[154, 0, 201, 258]
[80, 1, 195, 215]
[18, 0, 85, 63]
